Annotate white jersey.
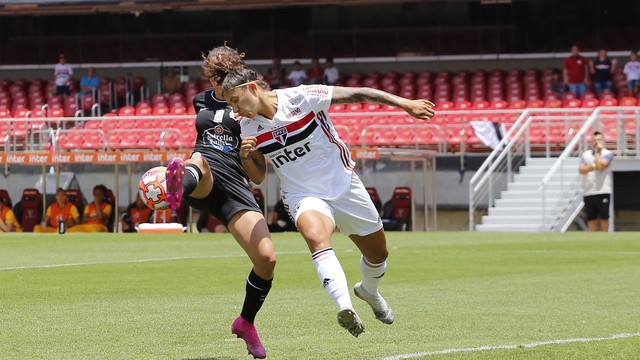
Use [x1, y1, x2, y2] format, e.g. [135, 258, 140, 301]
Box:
[54, 63, 73, 86]
[580, 148, 613, 196]
[240, 85, 355, 200]
[623, 61, 640, 81]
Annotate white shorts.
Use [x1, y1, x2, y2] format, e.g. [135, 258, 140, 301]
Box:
[282, 173, 383, 236]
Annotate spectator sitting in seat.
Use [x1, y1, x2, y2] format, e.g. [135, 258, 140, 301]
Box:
[68, 184, 111, 232]
[380, 199, 411, 231]
[267, 58, 286, 89]
[323, 57, 340, 85]
[549, 68, 565, 99]
[80, 67, 100, 96]
[121, 193, 153, 233]
[287, 61, 307, 87]
[268, 199, 296, 232]
[0, 197, 21, 232]
[34, 188, 80, 233]
[162, 67, 182, 95]
[306, 57, 323, 85]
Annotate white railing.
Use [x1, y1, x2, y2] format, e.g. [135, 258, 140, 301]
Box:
[468, 108, 593, 230]
[541, 106, 640, 232]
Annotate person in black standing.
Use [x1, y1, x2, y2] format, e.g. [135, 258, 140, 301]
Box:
[164, 44, 276, 359]
[590, 49, 617, 96]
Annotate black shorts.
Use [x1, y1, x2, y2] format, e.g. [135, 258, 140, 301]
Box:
[56, 85, 70, 96]
[184, 165, 260, 227]
[583, 194, 611, 221]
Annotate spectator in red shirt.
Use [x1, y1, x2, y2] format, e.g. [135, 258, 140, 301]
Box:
[563, 45, 590, 98]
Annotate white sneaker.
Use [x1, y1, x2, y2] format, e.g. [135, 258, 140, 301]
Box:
[337, 308, 365, 337]
[354, 282, 395, 324]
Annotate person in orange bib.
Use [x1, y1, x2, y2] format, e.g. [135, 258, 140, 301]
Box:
[68, 184, 111, 233]
[121, 193, 153, 232]
[34, 188, 80, 233]
[0, 197, 21, 232]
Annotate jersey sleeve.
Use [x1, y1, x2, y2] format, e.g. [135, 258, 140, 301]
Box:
[70, 205, 80, 220]
[193, 91, 207, 112]
[103, 204, 112, 217]
[300, 85, 333, 113]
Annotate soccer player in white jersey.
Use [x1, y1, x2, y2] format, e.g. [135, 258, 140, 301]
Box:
[222, 68, 435, 337]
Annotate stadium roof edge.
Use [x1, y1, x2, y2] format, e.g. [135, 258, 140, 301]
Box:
[0, 50, 634, 70]
[0, 0, 410, 16]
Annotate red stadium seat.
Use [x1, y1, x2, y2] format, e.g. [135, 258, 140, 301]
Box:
[390, 186, 412, 224]
[581, 98, 599, 108]
[599, 98, 618, 106]
[65, 189, 84, 215]
[563, 99, 581, 108]
[170, 105, 187, 115]
[472, 100, 489, 110]
[544, 99, 562, 108]
[527, 99, 545, 108]
[153, 106, 169, 116]
[619, 97, 637, 106]
[118, 106, 135, 116]
[509, 99, 527, 109]
[365, 187, 382, 212]
[454, 101, 471, 110]
[0, 189, 12, 207]
[490, 100, 509, 109]
[19, 188, 42, 232]
[135, 106, 152, 116]
[346, 103, 363, 112]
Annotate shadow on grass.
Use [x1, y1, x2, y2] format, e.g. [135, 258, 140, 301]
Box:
[183, 357, 236, 360]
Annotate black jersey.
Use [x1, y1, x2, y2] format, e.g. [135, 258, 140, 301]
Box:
[188, 90, 261, 225]
[193, 90, 247, 182]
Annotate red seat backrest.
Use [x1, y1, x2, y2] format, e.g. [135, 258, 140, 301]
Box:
[206, 214, 225, 232]
[65, 189, 84, 213]
[252, 188, 265, 212]
[0, 189, 12, 207]
[20, 188, 42, 232]
[366, 187, 381, 212]
[390, 186, 412, 221]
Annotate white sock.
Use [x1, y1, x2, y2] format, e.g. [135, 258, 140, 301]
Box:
[312, 248, 353, 310]
[360, 255, 386, 294]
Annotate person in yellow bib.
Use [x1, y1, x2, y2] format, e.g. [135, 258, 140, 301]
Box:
[34, 188, 80, 233]
[68, 184, 111, 232]
[0, 197, 21, 232]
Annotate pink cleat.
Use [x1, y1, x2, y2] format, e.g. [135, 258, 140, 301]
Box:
[231, 316, 266, 359]
[164, 157, 185, 211]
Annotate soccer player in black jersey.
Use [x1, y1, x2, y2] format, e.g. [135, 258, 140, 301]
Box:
[164, 45, 276, 359]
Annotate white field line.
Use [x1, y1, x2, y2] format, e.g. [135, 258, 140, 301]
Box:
[522, 250, 640, 255]
[382, 332, 640, 360]
[0, 250, 308, 271]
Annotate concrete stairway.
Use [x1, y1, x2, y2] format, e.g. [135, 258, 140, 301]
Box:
[476, 157, 582, 232]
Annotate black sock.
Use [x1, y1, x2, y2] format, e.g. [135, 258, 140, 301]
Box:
[241, 270, 273, 324]
[183, 164, 202, 196]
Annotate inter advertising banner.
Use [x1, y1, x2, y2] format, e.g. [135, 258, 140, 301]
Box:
[0, 150, 192, 165]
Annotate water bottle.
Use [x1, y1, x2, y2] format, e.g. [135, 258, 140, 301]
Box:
[58, 217, 65, 234]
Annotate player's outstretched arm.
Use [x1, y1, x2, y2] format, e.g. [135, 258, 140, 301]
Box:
[331, 86, 436, 121]
[240, 136, 267, 184]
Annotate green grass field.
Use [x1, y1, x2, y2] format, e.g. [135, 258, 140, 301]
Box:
[1, 232, 639, 360]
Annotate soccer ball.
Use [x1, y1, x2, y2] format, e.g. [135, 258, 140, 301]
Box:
[138, 166, 168, 210]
